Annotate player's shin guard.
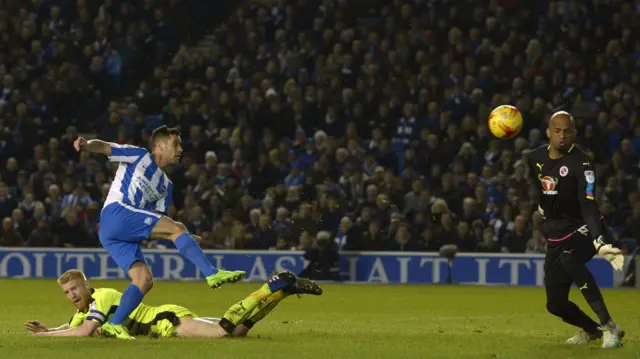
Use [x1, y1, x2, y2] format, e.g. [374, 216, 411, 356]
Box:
[175, 233, 217, 277]
[110, 284, 144, 325]
[218, 284, 275, 334]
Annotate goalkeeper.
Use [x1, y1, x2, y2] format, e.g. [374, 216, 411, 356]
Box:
[26, 269, 321, 339]
[526, 111, 625, 349]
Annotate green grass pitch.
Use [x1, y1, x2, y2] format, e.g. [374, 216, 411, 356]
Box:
[0, 279, 637, 359]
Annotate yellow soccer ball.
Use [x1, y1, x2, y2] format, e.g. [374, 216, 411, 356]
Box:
[488, 105, 523, 139]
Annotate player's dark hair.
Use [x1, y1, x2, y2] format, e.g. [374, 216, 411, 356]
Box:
[150, 125, 180, 149]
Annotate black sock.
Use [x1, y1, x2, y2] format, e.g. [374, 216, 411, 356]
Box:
[586, 299, 612, 326]
[557, 301, 600, 333]
[242, 320, 255, 329]
[578, 279, 612, 325]
[218, 318, 236, 334]
[567, 260, 613, 326]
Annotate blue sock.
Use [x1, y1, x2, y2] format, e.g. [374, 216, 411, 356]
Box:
[110, 284, 144, 325]
[175, 233, 218, 277]
[268, 278, 288, 293]
[267, 272, 292, 292]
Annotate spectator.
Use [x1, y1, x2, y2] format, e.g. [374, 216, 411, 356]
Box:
[54, 209, 92, 248]
[320, 193, 343, 234]
[456, 221, 477, 252]
[272, 206, 291, 239]
[11, 208, 28, 239]
[186, 205, 211, 238]
[248, 214, 277, 250]
[334, 216, 361, 251]
[360, 219, 386, 251]
[388, 222, 419, 252]
[0, 217, 23, 246]
[0, 183, 18, 219]
[27, 218, 54, 247]
[502, 215, 531, 253]
[209, 209, 242, 249]
[476, 227, 501, 253]
[526, 229, 546, 254]
[297, 231, 313, 251]
[434, 212, 457, 246]
[301, 231, 339, 281]
[290, 203, 317, 240]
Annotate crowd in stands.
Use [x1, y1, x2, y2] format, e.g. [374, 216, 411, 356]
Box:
[0, 0, 639, 257]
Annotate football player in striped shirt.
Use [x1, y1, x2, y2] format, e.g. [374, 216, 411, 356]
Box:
[73, 126, 246, 339]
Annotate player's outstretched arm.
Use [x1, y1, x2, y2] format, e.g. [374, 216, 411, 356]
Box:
[50, 323, 71, 331]
[74, 137, 147, 163]
[32, 320, 99, 337]
[25, 320, 69, 333]
[74, 137, 112, 156]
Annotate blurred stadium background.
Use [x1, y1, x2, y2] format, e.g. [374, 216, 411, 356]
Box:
[0, 0, 638, 357]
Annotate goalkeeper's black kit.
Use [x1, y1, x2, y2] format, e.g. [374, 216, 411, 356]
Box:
[526, 143, 610, 286]
[527, 143, 605, 246]
[528, 143, 614, 333]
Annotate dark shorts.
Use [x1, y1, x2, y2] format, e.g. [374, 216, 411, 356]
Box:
[544, 230, 597, 285]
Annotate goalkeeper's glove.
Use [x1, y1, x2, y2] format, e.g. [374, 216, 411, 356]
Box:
[593, 236, 624, 271]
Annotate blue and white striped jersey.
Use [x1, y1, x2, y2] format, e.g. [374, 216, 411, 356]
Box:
[104, 143, 173, 213]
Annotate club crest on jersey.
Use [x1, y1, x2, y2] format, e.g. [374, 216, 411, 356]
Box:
[538, 174, 559, 195]
[559, 166, 569, 177]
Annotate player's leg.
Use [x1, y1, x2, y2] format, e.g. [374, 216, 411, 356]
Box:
[217, 280, 290, 334]
[174, 317, 228, 338]
[544, 246, 601, 343]
[150, 306, 227, 339]
[218, 271, 321, 335]
[98, 203, 159, 339]
[150, 215, 245, 288]
[234, 276, 323, 336]
[561, 254, 612, 326]
[561, 253, 625, 348]
[232, 290, 290, 337]
[98, 241, 148, 339]
[545, 280, 601, 343]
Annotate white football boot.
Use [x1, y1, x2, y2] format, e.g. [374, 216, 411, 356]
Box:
[600, 320, 625, 349]
[566, 329, 601, 344]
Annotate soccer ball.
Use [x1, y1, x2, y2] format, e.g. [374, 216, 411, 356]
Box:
[488, 105, 523, 139]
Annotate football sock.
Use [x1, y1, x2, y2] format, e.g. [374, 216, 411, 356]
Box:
[242, 290, 290, 328]
[219, 284, 273, 333]
[576, 276, 612, 325]
[565, 259, 613, 327]
[586, 298, 613, 326]
[266, 271, 294, 292]
[109, 284, 144, 325]
[560, 301, 600, 333]
[175, 233, 217, 277]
